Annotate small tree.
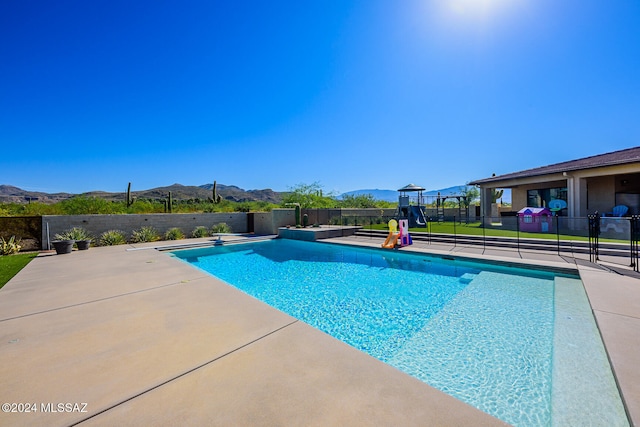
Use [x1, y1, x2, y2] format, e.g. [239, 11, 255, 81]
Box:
[339, 193, 377, 208]
[460, 185, 480, 207]
[281, 182, 336, 209]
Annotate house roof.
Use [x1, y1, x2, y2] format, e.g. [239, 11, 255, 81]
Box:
[469, 146, 640, 185]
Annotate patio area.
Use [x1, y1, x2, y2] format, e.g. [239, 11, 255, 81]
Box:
[0, 237, 637, 426]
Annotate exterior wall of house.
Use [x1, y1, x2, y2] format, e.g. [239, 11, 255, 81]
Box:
[586, 176, 616, 214]
[512, 188, 528, 212]
[615, 173, 640, 194]
[612, 172, 640, 215]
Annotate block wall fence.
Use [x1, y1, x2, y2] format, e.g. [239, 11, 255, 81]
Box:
[11, 207, 482, 250]
[41, 213, 248, 250]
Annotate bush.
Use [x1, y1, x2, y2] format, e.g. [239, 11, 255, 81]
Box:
[58, 196, 125, 215]
[210, 223, 232, 234]
[0, 236, 22, 255]
[99, 230, 127, 246]
[164, 227, 185, 240]
[191, 226, 209, 238]
[54, 227, 92, 241]
[131, 226, 161, 243]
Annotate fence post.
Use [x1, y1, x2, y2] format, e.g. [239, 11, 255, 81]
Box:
[453, 216, 456, 247]
[516, 213, 520, 255]
[556, 215, 560, 255]
[630, 215, 639, 272]
[482, 216, 486, 254]
[588, 212, 600, 262]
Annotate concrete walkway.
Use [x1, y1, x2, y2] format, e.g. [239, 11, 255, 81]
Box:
[0, 240, 507, 426]
[0, 237, 637, 426]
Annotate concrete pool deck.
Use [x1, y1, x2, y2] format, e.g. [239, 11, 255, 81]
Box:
[0, 237, 637, 426]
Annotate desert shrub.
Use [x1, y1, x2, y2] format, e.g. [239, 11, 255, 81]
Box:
[191, 226, 209, 238]
[58, 196, 125, 215]
[131, 226, 161, 243]
[164, 227, 185, 240]
[13, 202, 60, 216]
[127, 199, 164, 214]
[54, 227, 92, 241]
[0, 236, 22, 255]
[99, 230, 127, 246]
[329, 217, 342, 225]
[210, 223, 232, 234]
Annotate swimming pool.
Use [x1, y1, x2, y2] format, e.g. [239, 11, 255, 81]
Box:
[171, 239, 628, 427]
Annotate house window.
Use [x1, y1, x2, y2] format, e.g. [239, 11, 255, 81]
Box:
[527, 190, 542, 207]
[527, 187, 567, 209]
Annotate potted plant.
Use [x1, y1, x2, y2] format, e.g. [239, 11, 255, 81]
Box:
[75, 239, 92, 250]
[54, 227, 93, 252]
[51, 238, 75, 255]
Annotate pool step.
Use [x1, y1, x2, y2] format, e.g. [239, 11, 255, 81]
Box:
[460, 273, 477, 284]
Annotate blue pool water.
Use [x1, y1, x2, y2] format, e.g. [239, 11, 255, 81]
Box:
[171, 239, 628, 427]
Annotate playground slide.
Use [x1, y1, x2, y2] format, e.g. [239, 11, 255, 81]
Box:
[410, 205, 426, 226]
[382, 232, 400, 248]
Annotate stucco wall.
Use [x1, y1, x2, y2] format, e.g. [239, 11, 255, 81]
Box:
[252, 209, 296, 235]
[302, 208, 397, 225]
[512, 188, 528, 211]
[252, 212, 275, 235]
[587, 176, 616, 214]
[41, 213, 247, 249]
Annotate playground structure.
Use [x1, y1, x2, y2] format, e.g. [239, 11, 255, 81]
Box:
[430, 193, 470, 223]
[397, 184, 471, 227]
[397, 184, 427, 227]
[382, 219, 413, 248]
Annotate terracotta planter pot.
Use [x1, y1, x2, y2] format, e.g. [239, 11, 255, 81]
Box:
[52, 240, 75, 255]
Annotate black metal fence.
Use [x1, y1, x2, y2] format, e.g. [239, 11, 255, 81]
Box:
[631, 215, 640, 272]
[588, 213, 600, 263]
[312, 210, 637, 270]
[2, 210, 638, 271]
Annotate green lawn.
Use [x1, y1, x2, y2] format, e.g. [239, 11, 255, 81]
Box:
[365, 221, 622, 243]
[0, 253, 37, 290]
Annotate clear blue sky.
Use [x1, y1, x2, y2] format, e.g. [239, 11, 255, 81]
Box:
[2, 0, 639, 195]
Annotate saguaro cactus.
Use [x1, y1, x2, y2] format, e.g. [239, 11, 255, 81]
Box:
[295, 204, 301, 227]
[491, 189, 504, 203]
[126, 182, 133, 208]
[168, 191, 173, 213]
[212, 180, 222, 204]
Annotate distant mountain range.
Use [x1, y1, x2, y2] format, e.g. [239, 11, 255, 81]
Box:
[338, 185, 472, 202]
[0, 185, 75, 204]
[0, 184, 282, 204]
[339, 185, 512, 203]
[0, 183, 510, 204]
